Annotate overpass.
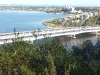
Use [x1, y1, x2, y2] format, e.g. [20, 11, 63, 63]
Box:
[0, 26, 100, 44]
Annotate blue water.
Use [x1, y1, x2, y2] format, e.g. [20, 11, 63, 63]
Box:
[0, 11, 65, 33]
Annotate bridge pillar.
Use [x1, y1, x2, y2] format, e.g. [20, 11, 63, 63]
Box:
[95, 31, 98, 36]
[71, 35, 76, 38]
[73, 35, 76, 38]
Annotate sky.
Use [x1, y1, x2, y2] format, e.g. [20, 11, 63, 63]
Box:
[0, 0, 100, 7]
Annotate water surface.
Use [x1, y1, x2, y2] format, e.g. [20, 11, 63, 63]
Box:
[0, 11, 65, 33]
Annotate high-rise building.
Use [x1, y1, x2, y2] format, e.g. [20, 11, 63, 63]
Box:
[61, 4, 75, 12]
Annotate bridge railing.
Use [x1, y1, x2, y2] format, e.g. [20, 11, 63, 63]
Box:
[0, 26, 100, 44]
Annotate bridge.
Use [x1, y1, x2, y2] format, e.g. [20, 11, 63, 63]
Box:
[0, 26, 100, 45]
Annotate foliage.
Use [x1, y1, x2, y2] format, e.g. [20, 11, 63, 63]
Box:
[43, 14, 100, 28]
[75, 7, 100, 12]
[0, 34, 100, 75]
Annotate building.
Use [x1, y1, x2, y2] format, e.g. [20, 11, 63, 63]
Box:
[61, 4, 75, 12]
[80, 13, 90, 20]
[93, 12, 99, 16]
[88, 12, 93, 17]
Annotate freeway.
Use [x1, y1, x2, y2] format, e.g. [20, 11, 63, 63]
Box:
[0, 26, 100, 44]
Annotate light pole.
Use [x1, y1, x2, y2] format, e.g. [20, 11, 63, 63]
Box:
[3, 27, 4, 35]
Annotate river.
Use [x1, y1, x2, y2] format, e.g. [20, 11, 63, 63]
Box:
[61, 33, 100, 51]
[0, 10, 100, 47]
[0, 10, 65, 33]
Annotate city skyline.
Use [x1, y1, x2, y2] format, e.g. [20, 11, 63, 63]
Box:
[0, 0, 100, 7]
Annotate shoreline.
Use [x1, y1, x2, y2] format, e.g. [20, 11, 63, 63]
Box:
[43, 23, 64, 29]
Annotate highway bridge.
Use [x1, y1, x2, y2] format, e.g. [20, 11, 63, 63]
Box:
[0, 26, 100, 44]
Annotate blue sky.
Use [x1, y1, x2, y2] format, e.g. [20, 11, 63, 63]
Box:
[0, 0, 100, 6]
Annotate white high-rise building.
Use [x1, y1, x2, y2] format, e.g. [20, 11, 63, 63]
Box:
[65, 4, 75, 12]
[66, 4, 70, 8]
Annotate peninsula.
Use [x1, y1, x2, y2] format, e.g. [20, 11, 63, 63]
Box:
[43, 5, 100, 28]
